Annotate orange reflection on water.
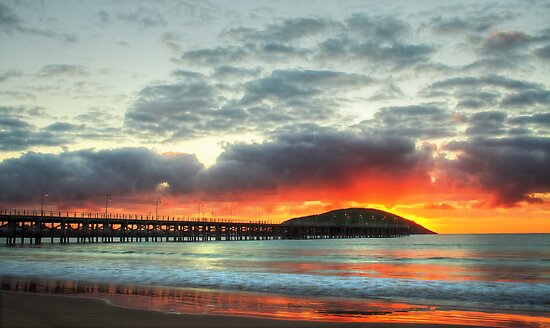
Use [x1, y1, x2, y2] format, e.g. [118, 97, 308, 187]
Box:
[245, 260, 546, 283]
[1, 278, 548, 328]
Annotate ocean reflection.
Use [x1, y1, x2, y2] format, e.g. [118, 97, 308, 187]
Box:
[1, 277, 548, 328]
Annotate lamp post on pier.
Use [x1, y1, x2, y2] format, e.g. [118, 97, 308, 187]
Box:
[40, 191, 48, 216]
[156, 199, 161, 220]
[105, 195, 112, 218]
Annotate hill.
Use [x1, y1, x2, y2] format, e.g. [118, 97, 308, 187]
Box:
[282, 208, 436, 234]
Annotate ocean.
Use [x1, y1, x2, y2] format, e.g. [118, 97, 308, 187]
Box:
[1, 234, 549, 327]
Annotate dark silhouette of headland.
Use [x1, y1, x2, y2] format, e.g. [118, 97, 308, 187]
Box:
[283, 208, 436, 234]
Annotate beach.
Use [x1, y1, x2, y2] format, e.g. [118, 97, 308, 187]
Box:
[1, 291, 489, 328]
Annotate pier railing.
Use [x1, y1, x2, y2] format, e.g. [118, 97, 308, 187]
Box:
[0, 209, 410, 245]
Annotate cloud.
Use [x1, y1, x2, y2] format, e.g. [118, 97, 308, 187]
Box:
[0, 3, 78, 42]
[500, 90, 550, 107]
[182, 43, 309, 66]
[482, 31, 531, 54]
[368, 77, 405, 101]
[508, 113, 550, 126]
[429, 15, 497, 35]
[357, 104, 457, 139]
[182, 13, 433, 70]
[37, 64, 89, 77]
[199, 127, 433, 194]
[123, 74, 221, 140]
[117, 7, 166, 29]
[464, 111, 507, 136]
[465, 28, 550, 71]
[0, 3, 19, 29]
[240, 69, 373, 105]
[456, 91, 501, 109]
[212, 65, 261, 79]
[0, 106, 125, 151]
[345, 14, 410, 41]
[161, 32, 183, 52]
[0, 106, 68, 151]
[0, 148, 203, 203]
[225, 17, 335, 42]
[444, 137, 550, 206]
[124, 69, 373, 141]
[425, 75, 543, 92]
[0, 69, 21, 82]
[534, 44, 550, 60]
[96, 10, 111, 27]
[421, 75, 549, 113]
[317, 36, 434, 69]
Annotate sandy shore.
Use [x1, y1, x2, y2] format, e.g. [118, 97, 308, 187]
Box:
[0, 291, 489, 328]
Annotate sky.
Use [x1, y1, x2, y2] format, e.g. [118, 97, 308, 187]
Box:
[1, 0, 549, 233]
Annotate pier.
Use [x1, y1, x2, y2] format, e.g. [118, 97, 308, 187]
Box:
[0, 209, 409, 245]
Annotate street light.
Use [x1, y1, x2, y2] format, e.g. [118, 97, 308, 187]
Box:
[40, 191, 48, 216]
[198, 202, 203, 220]
[156, 199, 161, 220]
[105, 195, 112, 218]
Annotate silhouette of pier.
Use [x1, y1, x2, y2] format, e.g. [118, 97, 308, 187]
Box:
[0, 209, 409, 245]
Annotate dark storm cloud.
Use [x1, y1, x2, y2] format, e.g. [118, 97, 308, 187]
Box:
[199, 128, 432, 193]
[0, 2, 77, 42]
[0, 148, 203, 203]
[445, 137, 550, 205]
[357, 104, 457, 139]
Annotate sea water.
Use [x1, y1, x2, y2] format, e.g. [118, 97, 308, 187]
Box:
[1, 234, 549, 326]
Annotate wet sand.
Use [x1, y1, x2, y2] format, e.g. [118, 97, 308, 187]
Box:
[0, 291, 487, 328]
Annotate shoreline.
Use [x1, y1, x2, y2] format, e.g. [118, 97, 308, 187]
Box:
[1, 291, 490, 328]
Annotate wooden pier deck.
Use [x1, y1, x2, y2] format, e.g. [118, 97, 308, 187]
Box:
[0, 209, 409, 245]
